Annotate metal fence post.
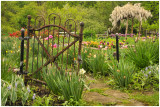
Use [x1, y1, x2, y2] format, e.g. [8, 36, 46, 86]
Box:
[25, 15, 31, 73]
[116, 33, 119, 62]
[77, 22, 84, 74]
[20, 28, 25, 74]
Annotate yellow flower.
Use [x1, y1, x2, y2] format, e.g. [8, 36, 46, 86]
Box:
[11, 51, 13, 53]
[74, 58, 76, 60]
[94, 54, 96, 58]
[6, 51, 8, 53]
[18, 46, 20, 48]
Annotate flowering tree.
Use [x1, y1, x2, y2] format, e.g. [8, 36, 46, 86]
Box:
[109, 2, 152, 35]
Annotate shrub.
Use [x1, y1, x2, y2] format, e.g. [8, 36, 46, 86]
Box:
[83, 29, 96, 38]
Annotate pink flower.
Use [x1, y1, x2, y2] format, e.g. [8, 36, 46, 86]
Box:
[49, 35, 53, 38]
[52, 44, 57, 48]
[44, 37, 49, 40]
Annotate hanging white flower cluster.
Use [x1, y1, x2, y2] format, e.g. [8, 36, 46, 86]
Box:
[109, 2, 152, 31]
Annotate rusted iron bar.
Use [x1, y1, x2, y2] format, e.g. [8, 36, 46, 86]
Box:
[61, 30, 65, 69]
[25, 77, 47, 85]
[77, 22, 84, 74]
[34, 35, 52, 58]
[48, 13, 61, 25]
[30, 25, 79, 38]
[31, 32, 35, 86]
[34, 35, 60, 70]
[30, 40, 78, 76]
[66, 24, 72, 70]
[116, 33, 119, 62]
[19, 28, 25, 74]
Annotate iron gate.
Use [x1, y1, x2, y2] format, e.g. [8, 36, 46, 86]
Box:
[20, 13, 84, 84]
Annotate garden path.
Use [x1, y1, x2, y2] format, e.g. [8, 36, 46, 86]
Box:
[83, 75, 147, 106]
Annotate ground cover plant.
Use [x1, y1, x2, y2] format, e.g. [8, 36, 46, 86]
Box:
[1, 1, 159, 106]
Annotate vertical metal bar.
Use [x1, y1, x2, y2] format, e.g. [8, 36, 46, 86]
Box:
[73, 24, 76, 69]
[61, 30, 65, 69]
[42, 28, 44, 66]
[77, 22, 84, 74]
[66, 24, 72, 70]
[31, 31, 35, 85]
[57, 20, 60, 55]
[46, 23, 50, 72]
[116, 33, 119, 62]
[20, 28, 25, 74]
[37, 21, 40, 70]
[26, 15, 31, 73]
[52, 17, 56, 66]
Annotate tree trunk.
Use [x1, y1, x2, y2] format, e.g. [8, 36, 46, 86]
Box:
[131, 18, 134, 34]
[125, 17, 128, 36]
[139, 21, 142, 37]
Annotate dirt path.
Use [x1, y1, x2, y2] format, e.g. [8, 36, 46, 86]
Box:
[83, 75, 147, 106]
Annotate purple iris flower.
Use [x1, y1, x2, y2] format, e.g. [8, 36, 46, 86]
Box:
[32, 93, 36, 100]
[144, 74, 148, 78]
[8, 85, 11, 90]
[15, 82, 17, 88]
[148, 71, 151, 75]
[145, 67, 148, 71]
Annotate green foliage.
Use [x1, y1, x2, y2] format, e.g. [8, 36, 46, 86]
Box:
[1, 75, 31, 106]
[1, 55, 13, 82]
[42, 67, 85, 101]
[108, 59, 135, 88]
[1, 41, 13, 56]
[86, 50, 109, 76]
[125, 39, 159, 69]
[83, 29, 96, 38]
[131, 92, 159, 106]
[63, 98, 86, 106]
[132, 64, 159, 91]
[81, 48, 92, 72]
[32, 95, 53, 106]
[1, 1, 158, 34]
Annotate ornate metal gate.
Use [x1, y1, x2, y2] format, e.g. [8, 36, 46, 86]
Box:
[20, 13, 84, 84]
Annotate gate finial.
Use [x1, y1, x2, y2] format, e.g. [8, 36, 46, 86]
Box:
[28, 15, 31, 19]
[80, 22, 84, 27]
